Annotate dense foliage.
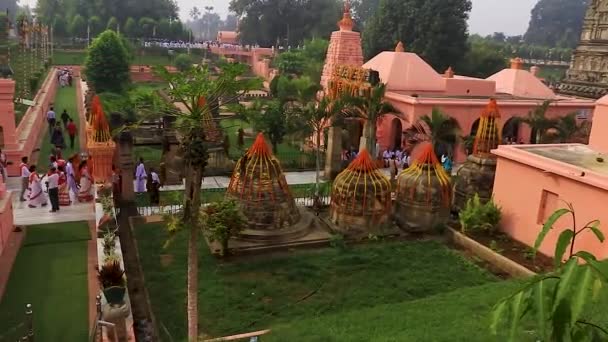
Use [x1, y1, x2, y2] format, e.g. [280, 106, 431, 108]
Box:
[363, 0, 472, 72]
[273, 39, 329, 82]
[459, 195, 502, 234]
[229, 0, 342, 46]
[524, 0, 588, 48]
[491, 204, 607, 341]
[203, 199, 248, 256]
[84, 30, 131, 93]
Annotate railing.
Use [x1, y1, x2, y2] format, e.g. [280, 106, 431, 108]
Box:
[134, 183, 332, 216]
[0, 304, 34, 341]
[88, 295, 120, 342]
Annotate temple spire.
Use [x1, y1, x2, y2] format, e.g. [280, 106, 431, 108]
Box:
[338, 0, 354, 31]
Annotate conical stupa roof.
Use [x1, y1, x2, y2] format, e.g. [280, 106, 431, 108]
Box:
[397, 142, 451, 207]
[331, 149, 392, 219]
[88, 95, 112, 143]
[473, 99, 502, 157]
[226, 133, 300, 231]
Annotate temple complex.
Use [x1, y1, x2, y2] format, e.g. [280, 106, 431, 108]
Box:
[320, 0, 364, 92]
[226, 133, 309, 241]
[558, 0, 608, 99]
[453, 99, 502, 211]
[361, 48, 595, 163]
[329, 149, 392, 236]
[394, 143, 452, 232]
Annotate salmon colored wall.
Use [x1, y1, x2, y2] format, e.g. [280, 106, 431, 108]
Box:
[493, 157, 608, 260]
[444, 78, 495, 97]
[0, 190, 14, 256]
[377, 98, 594, 163]
[6, 69, 59, 176]
[589, 100, 608, 153]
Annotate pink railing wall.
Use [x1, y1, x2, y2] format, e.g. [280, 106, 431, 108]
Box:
[7, 69, 59, 176]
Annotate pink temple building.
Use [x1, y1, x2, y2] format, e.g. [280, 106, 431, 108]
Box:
[318, 2, 595, 163]
[363, 49, 595, 162]
[492, 96, 608, 260]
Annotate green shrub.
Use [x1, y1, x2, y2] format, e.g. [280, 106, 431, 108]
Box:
[29, 76, 39, 94]
[459, 194, 502, 234]
[84, 30, 131, 93]
[174, 53, 192, 72]
[203, 199, 247, 256]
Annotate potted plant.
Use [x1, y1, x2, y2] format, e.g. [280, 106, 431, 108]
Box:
[98, 260, 126, 305]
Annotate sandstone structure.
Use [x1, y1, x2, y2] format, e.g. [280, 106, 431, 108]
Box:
[559, 0, 608, 98]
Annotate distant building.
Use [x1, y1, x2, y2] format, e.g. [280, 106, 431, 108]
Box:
[217, 31, 238, 45]
[559, 0, 608, 99]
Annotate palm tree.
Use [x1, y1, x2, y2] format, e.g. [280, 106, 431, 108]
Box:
[153, 63, 259, 341]
[549, 112, 591, 144]
[522, 100, 557, 144]
[405, 108, 461, 157]
[343, 83, 397, 155]
[288, 92, 346, 195]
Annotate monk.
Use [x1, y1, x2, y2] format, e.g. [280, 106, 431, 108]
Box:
[135, 158, 147, 193]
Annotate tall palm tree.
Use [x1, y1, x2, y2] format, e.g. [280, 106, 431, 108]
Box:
[550, 112, 591, 144]
[405, 108, 461, 157]
[522, 100, 557, 144]
[154, 63, 259, 341]
[343, 83, 397, 155]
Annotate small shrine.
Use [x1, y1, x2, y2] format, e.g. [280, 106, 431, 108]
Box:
[329, 149, 392, 237]
[453, 99, 502, 211]
[226, 133, 310, 241]
[86, 95, 116, 183]
[394, 143, 452, 232]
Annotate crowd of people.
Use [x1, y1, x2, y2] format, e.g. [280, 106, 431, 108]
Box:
[141, 39, 267, 52]
[18, 152, 95, 212]
[58, 68, 74, 87]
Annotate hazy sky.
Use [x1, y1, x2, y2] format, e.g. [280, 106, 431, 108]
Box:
[21, 0, 538, 36]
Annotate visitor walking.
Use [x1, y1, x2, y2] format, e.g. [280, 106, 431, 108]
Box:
[66, 119, 77, 150]
[442, 154, 453, 174]
[47, 107, 56, 134]
[61, 109, 70, 128]
[135, 158, 147, 193]
[148, 168, 161, 206]
[389, 155, 398, 181]
[66, 157, 79, 200]
[19, 157, 30, 202]
[51, 124, 66, 150]
[57, 165, 71, 206]
[78, 161, 94, 202]
[0, 148, 7, 182]
[47, 166, 60, 212]
[27, 166, 47, 208]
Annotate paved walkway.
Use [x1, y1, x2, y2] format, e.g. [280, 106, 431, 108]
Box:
[6, 177, 95, 226]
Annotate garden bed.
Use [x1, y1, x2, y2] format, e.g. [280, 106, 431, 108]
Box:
[134, 221, 499, 340]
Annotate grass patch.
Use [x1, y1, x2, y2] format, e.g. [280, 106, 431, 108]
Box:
[133, 145, 162, 171]
[53, 50, 87, 65]
[219, 117, 317, 169]
[135, 222, 497, 340]
[0, 222, 90, 341]
[36, 85, 79, 170]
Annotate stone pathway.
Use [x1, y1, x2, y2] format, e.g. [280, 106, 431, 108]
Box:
[6, 174, 95, 227]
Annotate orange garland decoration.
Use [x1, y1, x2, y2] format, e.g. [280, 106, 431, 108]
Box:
[473, 98, 502, 157]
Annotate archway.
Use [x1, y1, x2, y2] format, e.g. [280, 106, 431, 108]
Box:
[390, 118, 403, 150]
[502, 117, 520, 143]
[470, 119, 480, 137]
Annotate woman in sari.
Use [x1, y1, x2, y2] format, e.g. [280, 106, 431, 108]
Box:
[57, 165, 71, 206]
[78, 161, 95, 202]
[27, 166, 47, 208]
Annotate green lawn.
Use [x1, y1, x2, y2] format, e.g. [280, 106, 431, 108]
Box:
[36, 85, 79, 170]
[219, 117, 317, 169]
[52, 50, 87, 65]
[135, 222, 498, 340]
[0, 222, 90, 341]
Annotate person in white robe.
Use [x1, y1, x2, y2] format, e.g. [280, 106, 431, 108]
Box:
[27, 166, 47, 208]
[135, 159, 147, 193]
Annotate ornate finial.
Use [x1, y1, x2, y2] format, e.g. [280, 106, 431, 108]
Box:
[338, 0, 354, 31]
[444, 67, 454, 78]
[473, 98, 502, 157]
[395, 41, 405, 52]
[510, 57, 524, 70]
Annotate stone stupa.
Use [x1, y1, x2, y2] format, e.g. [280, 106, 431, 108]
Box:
[226, 133, 310, 242]
[453, 99, 502, 211]
[330, 149, 392, 237]
[394, 143, 452, 232]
